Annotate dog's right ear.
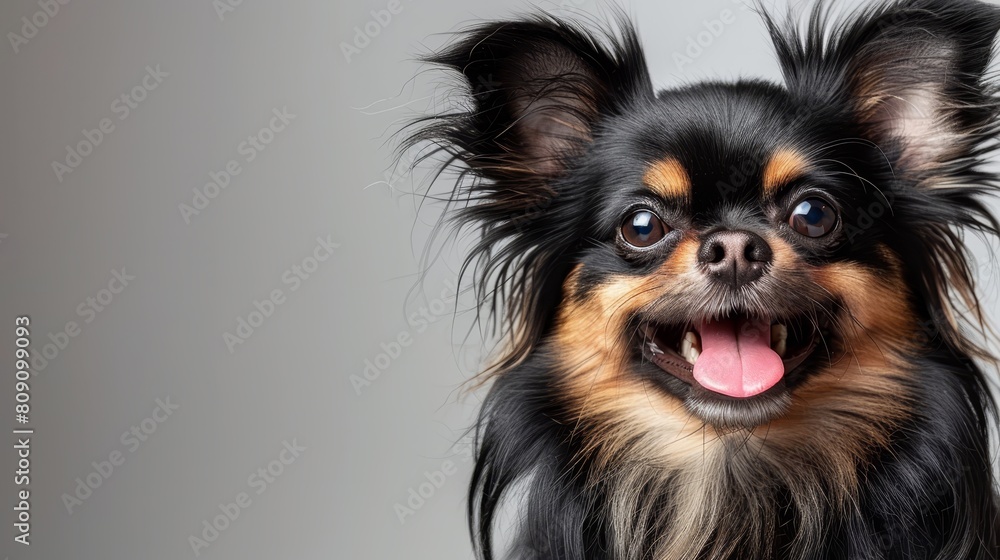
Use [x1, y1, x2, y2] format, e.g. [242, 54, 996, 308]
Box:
[411, 17, 651, 189]
[406, 17, 651, 376]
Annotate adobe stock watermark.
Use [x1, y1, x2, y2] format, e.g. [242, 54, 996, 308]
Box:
[223, 235, 340, 353]
[532, 0, 594, 17]
[29, 268, 135, 375]
[350, 277, 457, 395]
[7, 0, 70, 54]
[51, 64, 169, 183]
[360, 92, 446, 195]
[552, 0, 593, 16]
[340, 0, 407, 64]
[187, 439, 306, 557]
[61, 397, 179, 514]
[842, 189, 897, 244]
[714, 104, 816, 201]
[394, 439, 473, 524]
[673, 0, 752, 73]
[178, 106, 295, 224]
[365, 140, 421, 196]
[212, 0, 245, 22]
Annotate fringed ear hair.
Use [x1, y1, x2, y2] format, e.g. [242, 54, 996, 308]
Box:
[770, 0, 1000, 177]
[405, 15, 652, 374]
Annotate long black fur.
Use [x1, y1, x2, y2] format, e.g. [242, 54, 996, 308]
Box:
[406, 1, 1000, 558]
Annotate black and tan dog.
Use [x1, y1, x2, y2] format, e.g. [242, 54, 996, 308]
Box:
[407, 0, 1000, 557]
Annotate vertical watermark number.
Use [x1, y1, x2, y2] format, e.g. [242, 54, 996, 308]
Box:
[13, 316, 33, 546]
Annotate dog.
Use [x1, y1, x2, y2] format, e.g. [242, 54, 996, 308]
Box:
[405, 0, 1000, 557]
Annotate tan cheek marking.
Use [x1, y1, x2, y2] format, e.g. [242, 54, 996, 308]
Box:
[769, 236, 916, 356]
[643, 158, 691, 200]
[762, 148, 810, 196]
[813, 256, 915, 348]
[561, 236, 700, 327]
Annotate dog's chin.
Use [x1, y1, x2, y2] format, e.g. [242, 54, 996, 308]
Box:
[634, 310, 827, 430]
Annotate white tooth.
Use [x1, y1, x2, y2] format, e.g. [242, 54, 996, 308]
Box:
[687, 332, 701, 351]
[681, 332, 700, 364]
[771, 324, 787, 358]
[648, 341, 664, 355]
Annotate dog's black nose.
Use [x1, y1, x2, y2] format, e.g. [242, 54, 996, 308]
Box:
[697, 230, 772, 288]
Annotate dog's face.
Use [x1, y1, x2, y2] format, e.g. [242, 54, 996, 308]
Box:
[413, 0, 999, 478]
[555, 87, 916, 435]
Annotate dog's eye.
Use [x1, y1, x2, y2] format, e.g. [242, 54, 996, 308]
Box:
[621, 210, 667, 248]
[788, 198, 837, 238]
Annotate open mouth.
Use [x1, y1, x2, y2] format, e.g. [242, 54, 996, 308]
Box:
[639, 313, 818, 399]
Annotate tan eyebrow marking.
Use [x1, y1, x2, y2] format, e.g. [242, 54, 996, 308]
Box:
[762, 148, 810, 196]
[642, 158, 691, 199]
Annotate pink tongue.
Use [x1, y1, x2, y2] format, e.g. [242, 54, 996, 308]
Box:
[692, 318, 784, 398]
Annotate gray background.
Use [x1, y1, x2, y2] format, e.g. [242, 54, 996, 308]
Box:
[1, 0, 999, 559]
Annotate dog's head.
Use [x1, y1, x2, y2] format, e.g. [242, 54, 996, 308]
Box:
[407, 1, 1000, 556]
[410, 0, 1000, 489]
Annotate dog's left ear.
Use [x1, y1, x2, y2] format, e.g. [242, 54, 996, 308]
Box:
[771, 0, 1000, 176]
